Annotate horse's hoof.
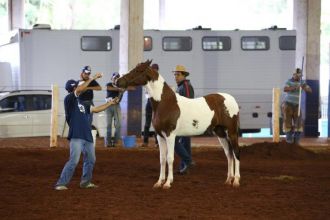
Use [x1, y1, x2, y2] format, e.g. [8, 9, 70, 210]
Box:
[153, 182, 162, 188]
[224, 179, 232, 186]
[233, 184, 240, 188]
[232, 181, 240, 188]
[162, 184, 171, 189]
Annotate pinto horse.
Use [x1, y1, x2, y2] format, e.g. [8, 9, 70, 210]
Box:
[115, 60, 240, 189]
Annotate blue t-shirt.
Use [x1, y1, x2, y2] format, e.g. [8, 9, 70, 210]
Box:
[64, 92, 93, 142]
[78, 80, 100, 102]
[106, 82, 120, 99]
[106, 82, 123, 102]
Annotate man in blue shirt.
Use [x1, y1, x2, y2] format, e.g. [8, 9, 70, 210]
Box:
[104, 72, 124, 147]
[173, 65, 195, 174]
[55, 73, 118, 190]
[282, 68, 312, 144]
[78, 66, 102, 125]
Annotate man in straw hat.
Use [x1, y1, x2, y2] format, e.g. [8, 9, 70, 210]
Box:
[282, 68, 312, 144]
[173, 65, 195, 174]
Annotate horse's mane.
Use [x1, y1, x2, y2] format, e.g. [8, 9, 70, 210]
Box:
[135, 60, 152, 72]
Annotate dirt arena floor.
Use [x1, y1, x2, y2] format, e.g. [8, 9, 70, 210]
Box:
[0, 136, 329, 220]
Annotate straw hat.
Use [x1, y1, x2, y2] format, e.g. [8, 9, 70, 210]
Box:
[172, 65, 189, 76]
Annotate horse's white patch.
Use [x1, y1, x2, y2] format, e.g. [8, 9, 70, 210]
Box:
[145, 75, 165, 101]
[219, 93, 239, 118]
[175, 95, 214, 136]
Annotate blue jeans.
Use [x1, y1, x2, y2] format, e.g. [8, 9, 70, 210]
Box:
[104, 104, 121, 146]
[174, 136, 192, 169]
[56, 138, 95, 187]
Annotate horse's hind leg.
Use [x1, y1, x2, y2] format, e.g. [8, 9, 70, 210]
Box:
[228, 128, 240, 187]
[217, 137, 235, 185]
[214, 127, 235, 186]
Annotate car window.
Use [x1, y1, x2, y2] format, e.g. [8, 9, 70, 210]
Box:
[32, 95, 52, 110]
[0, 94, 52, 112]
[0, 96, 19, 111]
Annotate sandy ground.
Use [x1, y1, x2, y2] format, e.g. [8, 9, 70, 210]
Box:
[0, 136, 329, 220]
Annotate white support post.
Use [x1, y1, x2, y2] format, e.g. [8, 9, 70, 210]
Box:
[272, 88, 280, 143]
[50, 84, 59, 147]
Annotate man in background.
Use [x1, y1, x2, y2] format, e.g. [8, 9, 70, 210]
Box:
[141, 63, 159, 147]
[173, 65, 195, 174]
[282, 68, 312, 144]
[78, 65, 102, 125]
[104, 72, 124, 147]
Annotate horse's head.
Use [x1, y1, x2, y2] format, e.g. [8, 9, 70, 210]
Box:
[115, 60, 159, 88]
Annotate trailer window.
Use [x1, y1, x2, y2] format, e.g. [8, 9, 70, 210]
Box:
[241, 36, 269, 50]
[162, 37, 192, 51]
[202, 36, 231, 51]
[279, 36, 296, 50]
[144, 36, 152, 51]
[81, 36, 112, 51]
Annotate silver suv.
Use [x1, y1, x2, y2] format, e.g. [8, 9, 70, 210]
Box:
[0, 90, 107, 138]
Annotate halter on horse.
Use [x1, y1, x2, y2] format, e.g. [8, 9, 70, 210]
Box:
[115, 60, 241, 189]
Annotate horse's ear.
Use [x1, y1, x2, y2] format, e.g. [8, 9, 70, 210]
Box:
[146, 60, 152, 66]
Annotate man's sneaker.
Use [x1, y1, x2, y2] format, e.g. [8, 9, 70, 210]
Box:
[55, 185, 68, 191]
[179, 163, 191, 175]
[80, 182, 98, 189]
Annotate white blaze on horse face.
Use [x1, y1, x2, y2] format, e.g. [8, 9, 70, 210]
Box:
[175, 95, 214, 136]
[219, 93, 239, 118]
[145, 75, 165, 101]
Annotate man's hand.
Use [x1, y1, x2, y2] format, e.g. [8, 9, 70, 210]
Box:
[291, 86, 299, 91]
[93, 72, 103, 80]
[113, 97, 120, 104]
[106, 97, 120, 105]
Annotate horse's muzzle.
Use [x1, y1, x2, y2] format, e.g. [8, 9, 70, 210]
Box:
[115, 78, 127, 89]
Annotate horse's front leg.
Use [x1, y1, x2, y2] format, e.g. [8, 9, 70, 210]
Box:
[153, 136, 167, 188]
[163, 134, 176, 189]
[218, 137, 235, 185]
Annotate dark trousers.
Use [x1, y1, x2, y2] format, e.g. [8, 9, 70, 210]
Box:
[143, 99, 158, 144]
[174, 136, 192, 168]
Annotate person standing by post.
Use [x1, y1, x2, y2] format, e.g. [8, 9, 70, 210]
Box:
[104, 72, 124, 147]
[141, 63, 159, 147]
[282, 68, 312, 144]
[55, 73, 119, 190]
[173, 65, 195, 174]
[78, 66, 102, 125]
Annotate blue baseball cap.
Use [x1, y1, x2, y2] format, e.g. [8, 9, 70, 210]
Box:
[112, 72, 120, 80]
[82, 65, 91, 74]
[65, 79, 78, 92]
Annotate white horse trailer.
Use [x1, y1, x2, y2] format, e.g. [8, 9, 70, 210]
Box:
[0, 27, 296, 135]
